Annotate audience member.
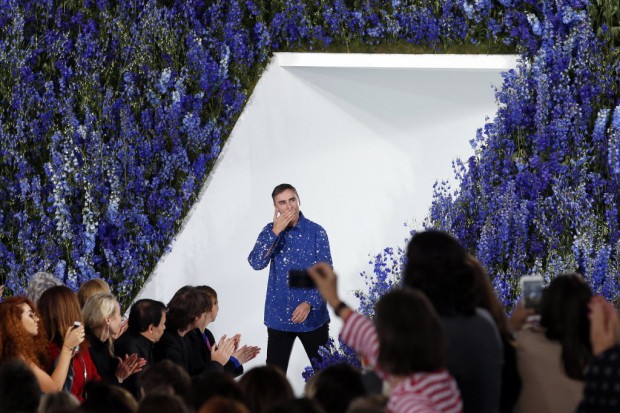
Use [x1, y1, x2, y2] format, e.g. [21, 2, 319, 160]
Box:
[346, 395, 388, 413]
[468, 256, 521, 412]
[576, 295, 620, 412]
[137, 392, 190, 413]
[191, 370, 246, 411]
[0, 296, 83, 392]
[305, 363, 367, 413]
[309, 263, 462, 413]
[77, 279, 110, 309]
[38, 286, 100, 401]
[139, 360, 193, 406]
[153, 286, 234, 375]
[402, 230, 501, 413]
[115, 298, 166, 398]
[80, 381, 137, 413]
[198, 396, 250, 413]
[0, 359, 42, 413]
[238, 365, 294, 413]
[266, 398, 326, 413]
[83, 292, 144, 384]
[25, 272, 63, 305]
[37, 392, 80, 413]
[512, 273, 592, 412]
[186, 286, 260, 377]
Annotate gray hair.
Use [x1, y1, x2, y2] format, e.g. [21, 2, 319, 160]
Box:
[25, 272, 63, 305]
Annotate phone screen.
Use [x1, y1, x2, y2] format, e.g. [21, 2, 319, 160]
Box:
[522, 278, 544, 309]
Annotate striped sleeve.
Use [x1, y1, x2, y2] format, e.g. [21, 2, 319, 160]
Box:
[340, 311, 380, 368]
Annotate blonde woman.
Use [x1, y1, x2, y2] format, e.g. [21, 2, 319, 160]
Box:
[83, 293, 145, 384]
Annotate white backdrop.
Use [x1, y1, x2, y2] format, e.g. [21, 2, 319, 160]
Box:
[135, 53, 516, 394]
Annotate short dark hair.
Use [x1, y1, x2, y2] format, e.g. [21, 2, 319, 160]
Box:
[307, 363, 367, 413]
[375, 289, 444, 375]
[166, 286, 209, 332]
[137, 392, 190, 413]
[271, 184, 300, 204]
[402, 230, 478, 316]
[140, 360, 193, 406]
[239, 366, 294, 413]
[128, 299, 166, 334]
[195, 286, 217, 311]
[0, 359, 41, 413]
[191, 370, 245, 410]
[539, 273, 593, 380]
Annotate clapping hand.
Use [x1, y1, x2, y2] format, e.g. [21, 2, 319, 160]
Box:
[116, 353, 147, 383]
[211, 335, 236, 366]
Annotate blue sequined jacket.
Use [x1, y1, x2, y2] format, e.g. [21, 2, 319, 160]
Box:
[248, 212, 332, 332]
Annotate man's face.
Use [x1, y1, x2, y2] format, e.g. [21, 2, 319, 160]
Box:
[273, 189, 300, 226]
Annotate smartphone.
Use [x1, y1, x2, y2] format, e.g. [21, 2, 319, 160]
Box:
[288, 269, 315, 288]
[72, 321, 81, 329]
[520, 275, 544, 310]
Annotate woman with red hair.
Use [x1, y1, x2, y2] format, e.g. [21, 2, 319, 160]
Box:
[0, 296, 84, 392]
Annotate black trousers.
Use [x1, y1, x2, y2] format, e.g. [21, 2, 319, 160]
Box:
[266, 323, 329, 374]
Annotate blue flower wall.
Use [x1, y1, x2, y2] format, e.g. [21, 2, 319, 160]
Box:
[1, 0, 619, 317]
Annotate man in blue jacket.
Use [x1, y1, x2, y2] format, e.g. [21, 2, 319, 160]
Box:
[248, 183, 332, 373]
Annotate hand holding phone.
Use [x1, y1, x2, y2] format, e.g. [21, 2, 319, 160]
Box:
[288, 269, 316, 288]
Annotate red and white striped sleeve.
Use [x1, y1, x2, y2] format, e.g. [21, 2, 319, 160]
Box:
[340, 311, 380, 368]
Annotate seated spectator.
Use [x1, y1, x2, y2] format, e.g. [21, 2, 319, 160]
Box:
[83, 293, 144, 385]
[0, 359, 42, 413]
[115, 299, 166, 398]
[80, 381, 137, 413]
[37, 391, 80, 413]
[346, 395, 388, 413]
[0, 297, 83, 392]
[77, 278, 110, 308]
[266, 398, 326, 413]
[198, 396, 250, 413]
[576, 295, 620, 412]
[38, 286, 100, 401]
[238, 365, 294, 413]
[305, 363, 367, 413]
[512, 273, 592, 412]
[191, 370, 246, 411]
[186, 286, 260, 377]
[402, 230, 502, 413]
[153, 286, 234, 375]
[137, 392, 190, 413]
[309, 263, 462, 413]
[139, 360, 193, 407]
[26, 272, 63, 305]
[468, 256, 521, 412]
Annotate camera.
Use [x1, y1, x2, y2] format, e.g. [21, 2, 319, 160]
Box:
[288, 269, 315, 288]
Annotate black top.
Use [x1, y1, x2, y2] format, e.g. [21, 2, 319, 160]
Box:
[185, 328, 240, 377]
[86, 328, 119, 384]
[576, 344, 620, 413]
[153, 329, 191, 372]
[115, 331, 154, 397]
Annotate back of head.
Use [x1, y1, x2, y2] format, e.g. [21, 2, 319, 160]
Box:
[539, 273, 593, 379]
[38, 391, 80, 413]
[0, 359, 42, 413]
[192, 371, 245, 410]
[137, 392, 190, 413]
[375, 289, 444, 375]
[77, 278, 111, 308]
[25, 271, 63, 305]
[467, 256, 510, 338]
[128, 299, 166, 334]
[403, 230, 478, 316]
[238, 366, 294, 413]
[166, 286, 209, 332]
[306, 363, 366, 413]
[198, 396, 250, 413]
[81, 381, 137, 413]
[266, 398, 325, 413]
[140, 360, 192, 406]
[38, 285, 83, 347]
[346, 395, 388, 413]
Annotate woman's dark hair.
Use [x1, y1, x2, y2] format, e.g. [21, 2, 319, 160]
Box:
[306, 363, 367, 413]
[266, 398, 325, 413]
[238, 366, 294, 413]
[402, 230, 478, 316]
[166, 286, 209, 332]
[191, 371, 245, 410]
[539, 273, 593, 380]
[375, 289, 444, 375]
[127, 299, 166, 334]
